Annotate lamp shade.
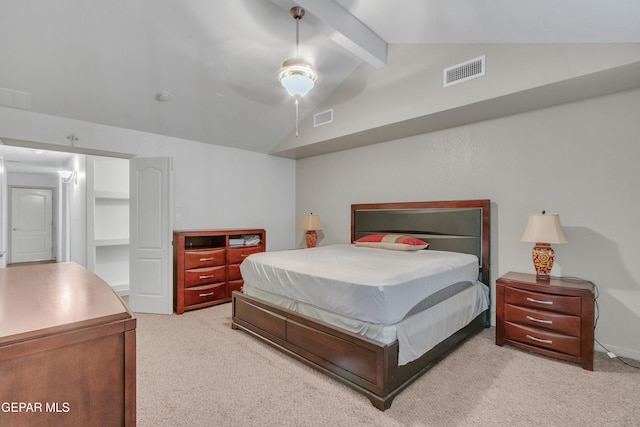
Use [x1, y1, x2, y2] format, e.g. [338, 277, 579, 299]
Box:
[300, 213, 322, 231]
[520, 212, 567, 244]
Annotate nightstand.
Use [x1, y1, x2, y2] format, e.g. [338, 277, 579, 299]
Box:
[495, 272, 595, 370]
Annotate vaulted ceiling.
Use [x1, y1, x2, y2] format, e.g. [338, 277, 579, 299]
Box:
[1, 0, 639, 161]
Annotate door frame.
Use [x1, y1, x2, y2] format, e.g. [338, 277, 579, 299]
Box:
[1, 140, 173, 311]
[8, 185, 56, 264]
[0, 140, 132, 271]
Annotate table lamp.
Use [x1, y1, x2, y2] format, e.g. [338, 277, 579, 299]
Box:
[300, 213, 322, 248]
[521, 211, 567, 279]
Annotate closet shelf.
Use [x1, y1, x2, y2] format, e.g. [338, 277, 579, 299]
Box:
[94, 190, 129, 200]
[94, 238, 130, 247]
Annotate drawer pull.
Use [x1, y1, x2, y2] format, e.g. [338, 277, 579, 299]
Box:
[526, 334, 552, 344]
[199, 257, 214, 261]
[199, 275, 214, 279]
[199, 292, 214, 297]
[526, 315, 553, 325]
[526, 297, 553, 305]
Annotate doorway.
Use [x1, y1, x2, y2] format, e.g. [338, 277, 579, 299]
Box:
[9, 187, 54, 264]
[0, 141, 173, 313]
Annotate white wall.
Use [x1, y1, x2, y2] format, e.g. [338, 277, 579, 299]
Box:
[0, 106, 297, 252]
[296, 88, 640, 360]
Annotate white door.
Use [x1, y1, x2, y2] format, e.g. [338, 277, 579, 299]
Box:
[10, 187, 53, 263]
[129, 157, 173, 314]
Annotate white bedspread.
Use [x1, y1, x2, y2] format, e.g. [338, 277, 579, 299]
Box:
[240, 244, 480, 325]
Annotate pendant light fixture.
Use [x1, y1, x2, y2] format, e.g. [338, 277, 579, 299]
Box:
[277, 6, 317, 136]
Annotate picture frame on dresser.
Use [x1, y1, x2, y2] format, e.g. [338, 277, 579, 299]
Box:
[173, 229, 266, 314]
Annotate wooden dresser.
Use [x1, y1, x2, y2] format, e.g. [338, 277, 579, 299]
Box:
[173, 229, 265, 314]
[0, 262, 136, 426]
[496, 271, 595, 370]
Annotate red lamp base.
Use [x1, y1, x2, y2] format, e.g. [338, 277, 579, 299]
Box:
[305, 230, 318, 248]
[532, 242, 555, 280]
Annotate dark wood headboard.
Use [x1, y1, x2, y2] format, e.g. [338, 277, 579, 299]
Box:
[351, 200, 491, 286]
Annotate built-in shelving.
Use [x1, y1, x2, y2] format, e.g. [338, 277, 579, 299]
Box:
[95, 238, 130, 247]
[87, 157, 130, 295]
[94, 190, 129, 200]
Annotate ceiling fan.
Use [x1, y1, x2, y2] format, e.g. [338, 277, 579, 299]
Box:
[277, 6, 318, 136]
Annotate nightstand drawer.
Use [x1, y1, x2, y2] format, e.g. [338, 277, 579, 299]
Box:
[504, 286, 582, 316]
[184, 283, 227, 306]
[504, 322, 581, 357]
[185, 266, 226, 287]
[504, 304, 581, 336]
[184, 248, 226, 269]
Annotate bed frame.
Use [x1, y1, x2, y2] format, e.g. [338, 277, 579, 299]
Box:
[232, 199, 490, 410]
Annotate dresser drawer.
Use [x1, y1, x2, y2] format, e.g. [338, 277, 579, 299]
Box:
[184, 248, 226, 269]
[228, 264, 241, 281]
[228, 279, 243, 295]
[184, 266, 226, 288]
[504, 304, 581, 337]
[504, 286, 582, 316]
[504, 322, 581, 357]
[184, 283, 227, 307]
[228, 245, 263, 264]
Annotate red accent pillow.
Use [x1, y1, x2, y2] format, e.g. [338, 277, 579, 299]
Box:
[354, 234, 429, 251]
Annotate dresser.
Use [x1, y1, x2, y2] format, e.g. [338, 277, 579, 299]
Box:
[173, 229, 265, 314]
[495, 271, 595, 370]
[0, 262, 136, 426]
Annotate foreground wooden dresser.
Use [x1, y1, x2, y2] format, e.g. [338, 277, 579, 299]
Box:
[496, 271, 594, 370]
[0, 262, 136, 426]
[173, 229, 265, 314]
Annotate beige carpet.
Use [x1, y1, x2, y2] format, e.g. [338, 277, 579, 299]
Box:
[135, 303, 640, 427]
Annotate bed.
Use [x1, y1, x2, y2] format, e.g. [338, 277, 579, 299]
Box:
[231, 200, 491, 410]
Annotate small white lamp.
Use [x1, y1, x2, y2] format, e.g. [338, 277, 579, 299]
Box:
[300, 213, 322, 248]
[521, 211, 567, 279]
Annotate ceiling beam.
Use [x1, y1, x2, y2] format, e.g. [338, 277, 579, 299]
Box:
[271, 0, 387, 68]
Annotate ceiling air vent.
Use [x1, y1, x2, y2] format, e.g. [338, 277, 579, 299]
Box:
[443, 55, 485, 87]
[314, 109, 333, 127]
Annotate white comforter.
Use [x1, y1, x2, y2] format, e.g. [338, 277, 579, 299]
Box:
[240, 244, 480, 325]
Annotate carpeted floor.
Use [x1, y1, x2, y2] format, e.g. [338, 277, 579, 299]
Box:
[134, 303, 640, 427]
